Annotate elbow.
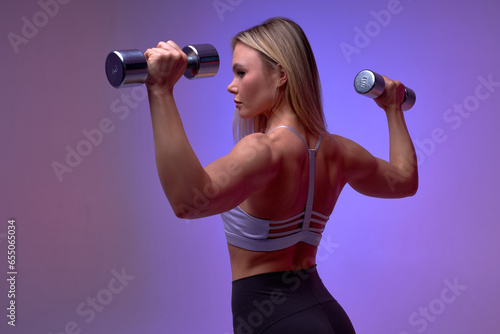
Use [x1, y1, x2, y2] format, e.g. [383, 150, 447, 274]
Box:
[172, 202, 201, 220]
[405, 175, 419, 197]
[162, 185, 204, 219]
[406, 183, 418, 197]
[390, 175, 418, 198]
[172, 197, 211, 220]
[163, 191, 198, 219]
[173, 207, 187, 219]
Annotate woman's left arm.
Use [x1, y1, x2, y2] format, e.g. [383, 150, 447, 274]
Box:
[146, 41, 279, 219]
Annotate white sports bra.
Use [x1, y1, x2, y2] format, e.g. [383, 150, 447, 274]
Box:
[220, 126, 329, 251]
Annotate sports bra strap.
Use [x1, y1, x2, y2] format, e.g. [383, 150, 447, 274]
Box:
[265, 125, 323, 231]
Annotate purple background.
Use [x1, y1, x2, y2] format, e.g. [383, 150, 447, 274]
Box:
[1, 0, 499, 333]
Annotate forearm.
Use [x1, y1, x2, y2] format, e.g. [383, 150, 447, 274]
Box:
[148, 89, 210, 212]
[385, 106, 418, 192]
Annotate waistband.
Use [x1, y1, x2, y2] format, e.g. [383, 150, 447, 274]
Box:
[231, 264, 333, 305]
[231, 264, 335, 316]
[232, 264, 318, 285]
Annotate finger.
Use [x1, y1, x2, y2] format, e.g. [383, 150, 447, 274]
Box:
[144, 47, 166, 60]
[154, 42, 183, 60]
[157, 40, 182, 52]
[390, 80, 405, 94]
[163, 41, 187, 62]
[144, 48, 157, 60]
[157, 41, 175, 50]
[166, 40, 183, 52]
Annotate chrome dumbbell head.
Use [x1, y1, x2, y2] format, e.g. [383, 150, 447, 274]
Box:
[105, 44, 220, 88]
[402, 87, 416, 111]
[105, 50, 148, 88]
[182, 44, 220, 79]
[354, 70, 385, 99]
[354, 69, 416, 111]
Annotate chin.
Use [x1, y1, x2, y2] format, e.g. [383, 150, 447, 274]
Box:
[238, 107, 266, 120]
[237, 108, 253, 119]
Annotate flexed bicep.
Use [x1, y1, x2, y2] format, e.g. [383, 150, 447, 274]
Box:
[339, 136, 417, 199]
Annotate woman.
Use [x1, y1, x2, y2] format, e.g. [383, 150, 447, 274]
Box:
[144, 17, 417, 334]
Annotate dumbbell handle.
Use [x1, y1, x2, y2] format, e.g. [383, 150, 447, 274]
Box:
[105, 44, 219, 88]
[354, 70, 416, 111]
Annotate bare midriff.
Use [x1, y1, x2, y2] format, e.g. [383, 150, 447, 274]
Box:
[228, 241, 318, 281]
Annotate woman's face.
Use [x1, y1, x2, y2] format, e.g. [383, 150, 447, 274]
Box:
[227, 43, 278, 119]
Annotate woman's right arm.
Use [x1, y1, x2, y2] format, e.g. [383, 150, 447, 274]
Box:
[340, 76, 418, 198]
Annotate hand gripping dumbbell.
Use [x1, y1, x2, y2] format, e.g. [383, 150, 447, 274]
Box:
[353, 70, 416, 111]
[105, 44, 220, 88]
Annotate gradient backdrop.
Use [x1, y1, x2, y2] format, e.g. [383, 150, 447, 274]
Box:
[1, 0, 499, 333]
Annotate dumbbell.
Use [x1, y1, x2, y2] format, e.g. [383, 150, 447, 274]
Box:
[105, 44, 219, 88]
[353, 70, 416, 111]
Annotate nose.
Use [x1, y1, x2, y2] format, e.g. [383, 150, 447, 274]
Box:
[227, 77, 237, 95]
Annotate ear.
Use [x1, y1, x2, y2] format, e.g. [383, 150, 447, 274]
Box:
[276, 64, 288, 88]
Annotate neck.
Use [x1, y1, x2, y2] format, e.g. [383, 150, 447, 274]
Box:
[264, 102, 304, 133]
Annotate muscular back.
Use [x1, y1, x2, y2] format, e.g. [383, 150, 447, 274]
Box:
[228, 128, 346, 281]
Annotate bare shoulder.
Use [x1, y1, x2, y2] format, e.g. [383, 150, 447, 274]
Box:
[231, 133, 282, 169]
[329, 133, 358, 150]
[234, 132, 274, 155]
[323, 133, 377, 179]
[319, 133, 352, 160]
[328, 133, 369, 159]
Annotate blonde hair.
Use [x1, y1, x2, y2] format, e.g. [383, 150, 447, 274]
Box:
[231, 17, 327, 142]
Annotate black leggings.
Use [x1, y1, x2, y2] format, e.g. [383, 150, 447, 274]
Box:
[231, 265, 356, 334]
